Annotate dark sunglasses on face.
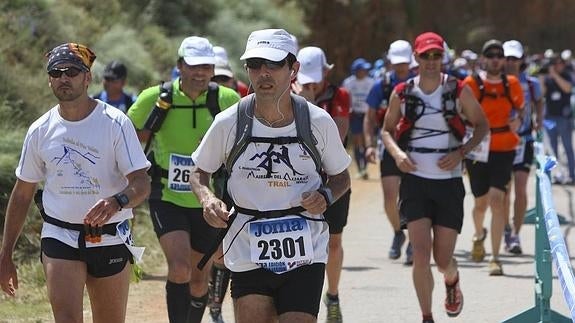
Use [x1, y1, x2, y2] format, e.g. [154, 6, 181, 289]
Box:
[484, 51, 505, 59]
[418, 51, 443, 60]
[48, 66, 83, 78]
[506, 57, 521, 62]
[245, 58, 287, 70]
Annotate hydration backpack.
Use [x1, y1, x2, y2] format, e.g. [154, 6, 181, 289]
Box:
[395, 75, 465, 150]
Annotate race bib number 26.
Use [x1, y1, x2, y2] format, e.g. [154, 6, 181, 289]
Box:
[168, 153, 194, 192]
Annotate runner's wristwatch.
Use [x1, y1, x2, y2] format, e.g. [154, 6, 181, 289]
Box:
[113, 193, 129, 210]
[317, 187, 334, 206]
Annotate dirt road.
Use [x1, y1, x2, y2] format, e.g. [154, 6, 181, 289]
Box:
[123, 164, 573, 322]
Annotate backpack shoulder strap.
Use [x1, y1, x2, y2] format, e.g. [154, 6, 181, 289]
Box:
[206, 81, 221, 118]
[123, 93, 134, 112]
[472, 72, 484, 102]
[291, 94, 322, 175]
[526, 77, 537, 104]
[225, 94, 255, 172]
[500, 74, 516, 109]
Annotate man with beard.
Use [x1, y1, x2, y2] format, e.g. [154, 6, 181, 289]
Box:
[0, 43, 151, 322]
[463, 40, 524, 276]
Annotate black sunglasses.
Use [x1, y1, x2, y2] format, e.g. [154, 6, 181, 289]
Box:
[48, 66, 83, 78]
[245, 58, 287, 70]
[419, 52, 443, 60]
[484, 52, 505, 59]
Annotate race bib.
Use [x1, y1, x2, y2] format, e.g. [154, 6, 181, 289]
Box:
[513, 138, 526, 165]
[463, 126, 489, 162]
[249, 216, 314, 274]
[116, 220, 145, 263]
[168, 153, 194, 192]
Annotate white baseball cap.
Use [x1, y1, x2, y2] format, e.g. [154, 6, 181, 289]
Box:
[503, 40, 524, 59]
[214, 58, 234, 78]
[297, 46, 333, 85]
[461, 49, 478, 61]
[213, 46, 229, 63]
[387, 40, 412, 65]
[178, 36, 216, 66]
[240, 29, 298, 61]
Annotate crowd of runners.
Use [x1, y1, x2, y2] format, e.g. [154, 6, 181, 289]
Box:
[0, 26, 574, 323]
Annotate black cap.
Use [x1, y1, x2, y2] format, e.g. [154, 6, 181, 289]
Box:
[103, 61, 127, 80]
[482, 39, 503, 55]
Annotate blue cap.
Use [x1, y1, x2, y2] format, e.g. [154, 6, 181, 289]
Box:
[351, 58, 372, 73]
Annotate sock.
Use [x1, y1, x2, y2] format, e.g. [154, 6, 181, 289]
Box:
[354, 147, 365, 171]
[209, 264, 231, 307]
[166, 281, 191, 323]
[326, 293, 339, 302]
[187, 293, 208, 323]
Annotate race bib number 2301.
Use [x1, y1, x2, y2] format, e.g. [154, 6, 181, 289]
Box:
[249, 216, 314, 274]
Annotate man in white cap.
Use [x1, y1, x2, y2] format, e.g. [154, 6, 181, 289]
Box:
[128, 36, 240, 323]
[365, 39, 417, 265]
[502, 40, 544, 255]
[294, 45, 351, 323]
[190, 29, 351, 322]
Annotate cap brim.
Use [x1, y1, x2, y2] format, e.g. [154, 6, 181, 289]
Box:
[182, 56, 216, 66]
[388, 55, 411, 65]
[504, 50, 523, 59]
[415, 45, 444, 54]
[240, 48, 289, 61]
[214, 68, 233, 77]
[297, 71, 322, 85]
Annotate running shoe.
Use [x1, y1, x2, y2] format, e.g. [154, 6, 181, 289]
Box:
[508, 235, 523, 255]
[444, 272, 463, 317]
[404, 242, 413, 266]
[470, 228, 487, 262]
[503, 224, 512, 252]
[488, 259, 503, 276]
[324, 294, 343, 323]
[389, 231, 406, 260]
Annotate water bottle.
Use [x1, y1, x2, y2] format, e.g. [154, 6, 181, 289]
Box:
[143, 88, 172, 133]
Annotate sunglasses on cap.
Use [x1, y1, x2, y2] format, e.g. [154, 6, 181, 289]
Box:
[484, 51, 505, 59]
[48, 66, 83, 78]
[245, 58, 287, 70]
[418, 51, 443, 60]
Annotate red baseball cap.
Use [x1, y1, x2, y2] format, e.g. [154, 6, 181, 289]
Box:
[414, 32, 444, 54]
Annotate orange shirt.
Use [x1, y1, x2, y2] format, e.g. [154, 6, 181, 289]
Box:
[463, 74, 524, 151]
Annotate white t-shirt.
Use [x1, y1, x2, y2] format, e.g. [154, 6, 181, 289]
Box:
[401, 75, 462, 179]
[16, 100, 150, 247]
[192, 100, 351, 273]
[342, 75, 375, 113]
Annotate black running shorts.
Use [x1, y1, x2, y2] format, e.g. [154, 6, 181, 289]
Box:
[324, 189, 351, 234]
[380, 150, 402, 177]
[41, 238, 131, 278]
[231, 263, 325, 316]
[513, 140, 534, 172]
[465, 151, 515, 197]
[148, 200, 219, 254]
[399, 174, 465, 233]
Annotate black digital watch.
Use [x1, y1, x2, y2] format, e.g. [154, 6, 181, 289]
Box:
[113, 193, 129, 210]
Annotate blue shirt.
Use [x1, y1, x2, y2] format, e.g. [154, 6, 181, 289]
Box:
[518, 72, 542, 139]
[366, 71, 416, 110]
